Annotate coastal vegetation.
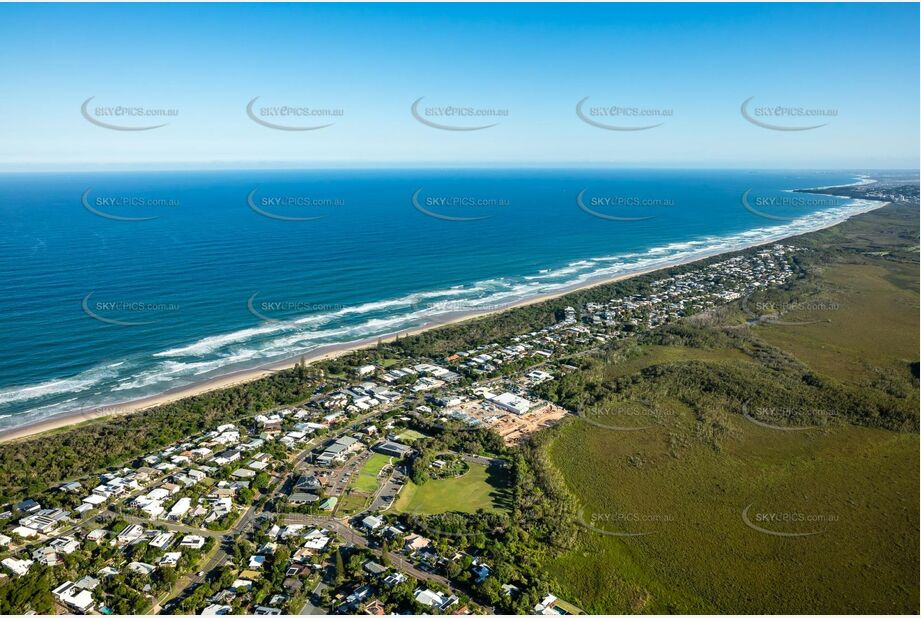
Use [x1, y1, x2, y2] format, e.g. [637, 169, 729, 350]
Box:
[0, 367, 320, 502]
[391, 443, 577, 614]
[535, 201, 919, 612]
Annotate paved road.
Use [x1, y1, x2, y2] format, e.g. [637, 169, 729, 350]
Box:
[6, 481, 157, 557]
[461, 453, 505, 467]
[152, 502, 264, 613]
[122, 515, 225, 538]
[369, 466, 404, 512]
[156, 407, 393, 613]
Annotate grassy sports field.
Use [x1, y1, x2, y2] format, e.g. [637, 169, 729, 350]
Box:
[396, 429, 427, 443]
[392, 461, 512, 515]
[351, 453, 393, 494]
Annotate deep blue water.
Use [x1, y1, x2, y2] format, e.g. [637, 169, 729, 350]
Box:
[0, 169, 875, 429]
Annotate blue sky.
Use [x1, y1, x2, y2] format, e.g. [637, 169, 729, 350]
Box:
[0, 2, 917, 170]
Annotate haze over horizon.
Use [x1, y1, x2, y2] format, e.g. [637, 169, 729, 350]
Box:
[0, 2, 918, 171]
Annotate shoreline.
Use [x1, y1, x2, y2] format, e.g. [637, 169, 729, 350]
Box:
[0, 196, 890, 443]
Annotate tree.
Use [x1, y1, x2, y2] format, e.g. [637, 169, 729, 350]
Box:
[238, 486, 255, 504]
[334, 549, 345, 586]
[253, 471, 271, 490]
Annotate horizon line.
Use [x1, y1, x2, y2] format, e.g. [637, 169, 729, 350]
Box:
[1, 162, 918, 175]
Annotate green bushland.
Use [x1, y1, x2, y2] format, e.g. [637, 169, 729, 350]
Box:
[545, 406, 917, 613]
[755, 262, 918, 386]
[536, 201, 919, 613]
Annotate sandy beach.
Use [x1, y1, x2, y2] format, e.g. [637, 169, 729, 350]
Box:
[0, 262, 672, 443]
[0, 197, 887, 444]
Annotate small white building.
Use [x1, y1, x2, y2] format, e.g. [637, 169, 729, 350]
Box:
[50, 536, 80, 554]
[361, 515, 384, 530]
[52, 581, 95, 613]
[168, 497, 192, 520]
[149, 532, 175, 549]
[489, 392, 533, 415]
[180, 534, 206, 550]
[127, 561, 157, 576]
[1, 557, 33, 577]
[117, 524, 145, 545]
[356, 364, 377, 377]
[201, 603, 232, 615]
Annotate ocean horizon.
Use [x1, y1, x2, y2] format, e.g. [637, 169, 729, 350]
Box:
[0, 168, 882, 430]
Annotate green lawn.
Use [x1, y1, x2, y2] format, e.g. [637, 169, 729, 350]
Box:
[336, 492, 370, 516]
[351, 453, 392, 494]
[393, 461, 512, 515]
[396, 429, 427, 443]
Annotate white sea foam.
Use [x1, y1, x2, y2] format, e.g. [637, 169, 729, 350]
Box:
[153, 323, 291, 358]
[131, 196, 890, 386]
[798, 175, 876, 191]
[154, 286, 475, 359]
[0, 190, 886, 429]
[0, 364, 120, 405]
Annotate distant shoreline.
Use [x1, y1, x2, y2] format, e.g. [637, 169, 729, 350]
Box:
[0, 193, 889, 444]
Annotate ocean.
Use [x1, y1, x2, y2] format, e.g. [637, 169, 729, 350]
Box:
[0, 169, 879, 430]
